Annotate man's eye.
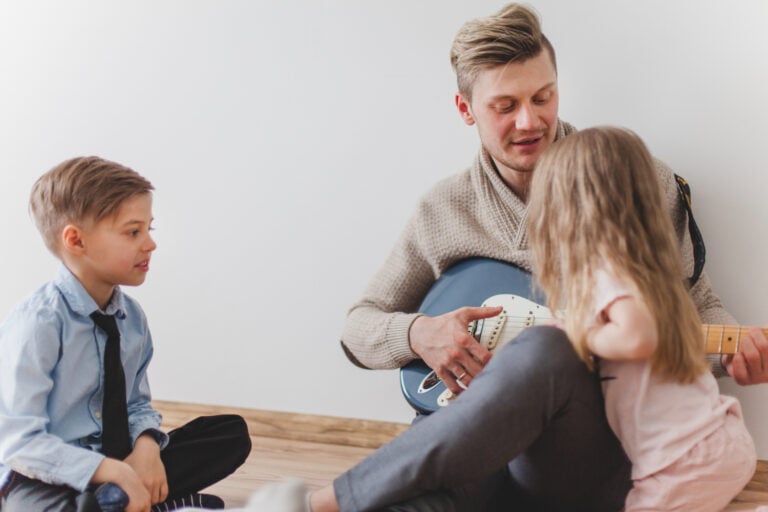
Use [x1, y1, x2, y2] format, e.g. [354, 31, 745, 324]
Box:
[494, 102, 515, 113]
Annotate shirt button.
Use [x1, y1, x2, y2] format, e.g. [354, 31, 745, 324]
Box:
[95, 412, 102, 419]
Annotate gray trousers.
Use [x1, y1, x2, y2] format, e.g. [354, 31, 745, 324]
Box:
[334, 326, 632, 512]
[0, 476, 99, 512]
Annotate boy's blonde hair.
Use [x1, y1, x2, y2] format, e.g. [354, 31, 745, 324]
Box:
[450, 3, 556, 100]
[30, 156, 154, 256]
[527, 127, 709, 383]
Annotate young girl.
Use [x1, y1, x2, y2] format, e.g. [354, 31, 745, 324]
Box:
[526, 126, 756, 511]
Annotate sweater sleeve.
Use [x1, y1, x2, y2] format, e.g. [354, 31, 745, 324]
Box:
[340, 212, 436, 370]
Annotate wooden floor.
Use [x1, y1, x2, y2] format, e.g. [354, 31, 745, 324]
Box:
[156, 400, 768, 511]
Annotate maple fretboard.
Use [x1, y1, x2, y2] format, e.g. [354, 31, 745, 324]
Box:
[703, 325, 766, 355]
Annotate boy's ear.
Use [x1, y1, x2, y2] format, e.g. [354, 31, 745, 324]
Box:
[61, 224, 85, 255]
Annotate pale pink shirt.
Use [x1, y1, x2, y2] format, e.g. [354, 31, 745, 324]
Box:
[592, 270, 737, 479]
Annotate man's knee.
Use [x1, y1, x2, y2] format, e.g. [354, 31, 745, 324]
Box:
[495, 326, 582, 373]
[478, 325, 598, 405]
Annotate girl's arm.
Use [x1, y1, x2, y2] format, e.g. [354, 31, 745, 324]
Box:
[587, 295, 658, 361]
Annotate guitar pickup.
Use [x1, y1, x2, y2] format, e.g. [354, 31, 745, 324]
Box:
[485, 310, 508, 351]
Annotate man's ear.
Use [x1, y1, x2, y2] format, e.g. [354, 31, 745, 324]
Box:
[455, 93, 476, 126]
[61, 224, 85, 255]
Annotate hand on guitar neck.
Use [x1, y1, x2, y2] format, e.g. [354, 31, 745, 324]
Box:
[409, 305, 502, 395]
[720, 326, 768, 386]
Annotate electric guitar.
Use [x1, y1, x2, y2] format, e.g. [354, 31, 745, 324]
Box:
[399, 258, 759, 415]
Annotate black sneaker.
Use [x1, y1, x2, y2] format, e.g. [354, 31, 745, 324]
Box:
[151, 493, 225, 511]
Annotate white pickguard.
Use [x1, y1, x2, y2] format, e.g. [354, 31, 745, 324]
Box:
[436, 294, 555, 407]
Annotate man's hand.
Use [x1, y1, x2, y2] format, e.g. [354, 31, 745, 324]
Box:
[725, 327, 768, 385]
[124, 434, 168, 505]
[91, 458, 151, 512]
[409, 306, 503, 394]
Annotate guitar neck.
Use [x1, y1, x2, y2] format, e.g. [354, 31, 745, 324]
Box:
[704, 325, 767, 355]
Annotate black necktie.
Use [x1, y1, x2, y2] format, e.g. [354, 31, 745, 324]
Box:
[91, 312, 131, 460]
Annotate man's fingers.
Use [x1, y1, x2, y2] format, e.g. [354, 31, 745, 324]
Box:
[740, 335, 762, 376]
[464, 335, 493, 366]
[459, 305, 504, 322]
[728, 353, 750, 386]
[453, 332, 489, 373]
[438, 366, 464, 394]
[726, 329, 768, 385]
[437, 338, 488, 393]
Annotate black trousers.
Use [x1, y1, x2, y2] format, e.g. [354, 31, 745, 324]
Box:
[161, 414, 251, 499]
[0, 414, 252, 512]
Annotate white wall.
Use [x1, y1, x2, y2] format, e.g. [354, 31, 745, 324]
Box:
[1, 1, 766, 455]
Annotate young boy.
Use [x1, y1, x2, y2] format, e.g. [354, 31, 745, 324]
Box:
[0, 157, 252, 512]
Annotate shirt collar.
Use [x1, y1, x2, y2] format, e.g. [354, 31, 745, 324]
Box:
[54, 263, 127, 318]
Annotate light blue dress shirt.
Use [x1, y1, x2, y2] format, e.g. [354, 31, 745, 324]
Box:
[0, 264, 167, 492]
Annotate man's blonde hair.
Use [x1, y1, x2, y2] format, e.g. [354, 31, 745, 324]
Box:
[450, 3, 556, 100]
[30, 156, 154, 256]
[527, 127, 709, 383]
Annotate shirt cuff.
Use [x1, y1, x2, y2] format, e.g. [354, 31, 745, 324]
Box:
[138, 428, 169, 450]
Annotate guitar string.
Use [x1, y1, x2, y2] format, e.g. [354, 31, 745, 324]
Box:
[488, 316, 755, 332]
[486, 320, 749, 354]
[481, 316, 753, 334]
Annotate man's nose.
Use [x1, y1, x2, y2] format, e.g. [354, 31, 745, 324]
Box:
[516, 102, 537, 130]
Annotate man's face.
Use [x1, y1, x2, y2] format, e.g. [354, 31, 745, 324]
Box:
[456, 51, 559, 187]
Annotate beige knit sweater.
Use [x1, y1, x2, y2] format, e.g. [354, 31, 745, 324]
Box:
[341, 120, 735, 371]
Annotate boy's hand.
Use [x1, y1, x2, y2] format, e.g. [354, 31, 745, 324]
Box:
[91, 458, 151, 512]
[125, 433, 169, 504]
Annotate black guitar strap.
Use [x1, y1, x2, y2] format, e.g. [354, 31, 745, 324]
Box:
[674, 174, 706, 287]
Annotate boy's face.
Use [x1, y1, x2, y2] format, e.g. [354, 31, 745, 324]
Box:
[77, 193, 156, 302]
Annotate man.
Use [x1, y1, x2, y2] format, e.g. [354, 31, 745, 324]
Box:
[317, 3, 767, 511]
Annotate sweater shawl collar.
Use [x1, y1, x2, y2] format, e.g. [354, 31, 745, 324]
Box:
[469, 119, 576, 251]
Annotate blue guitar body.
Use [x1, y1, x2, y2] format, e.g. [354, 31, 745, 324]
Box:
[399, 258, 547, 415]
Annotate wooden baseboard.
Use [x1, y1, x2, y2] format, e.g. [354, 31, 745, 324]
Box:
[153, 400, 409, 449]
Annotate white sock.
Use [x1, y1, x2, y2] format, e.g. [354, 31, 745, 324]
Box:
[245, 479, 309, 512]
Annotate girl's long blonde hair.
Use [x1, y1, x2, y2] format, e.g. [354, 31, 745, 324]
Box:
[527, 126, 708, 383]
